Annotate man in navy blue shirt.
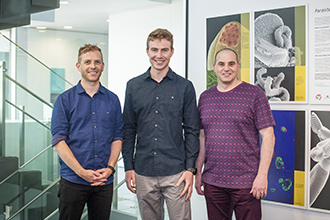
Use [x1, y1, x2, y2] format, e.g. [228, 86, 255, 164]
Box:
[122, 28, 199, 220]
[51, 44, 124, 220]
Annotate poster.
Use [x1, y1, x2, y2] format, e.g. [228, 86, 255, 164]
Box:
[263, 110, 305, 207]
[254, 6, 306, 102]
[309, 2, 330, 104]
[310, 110, 330, 212]
[206, 13, 250, 89]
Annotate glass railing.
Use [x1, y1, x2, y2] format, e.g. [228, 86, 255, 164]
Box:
[0, 32, 140, 220]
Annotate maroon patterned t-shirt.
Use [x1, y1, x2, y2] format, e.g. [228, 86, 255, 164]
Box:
[198, 82, 275, 189]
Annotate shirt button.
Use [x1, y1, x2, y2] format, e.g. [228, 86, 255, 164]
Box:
[95, 140, 97, 143]
[95, 155, 97, 157]
[93, 112, 95, 114]
[154, 152, 156, 155]
[94, 126, 96, 128]
[155, 110, 158, 114]
[171, 96, 174, 99]
[155, 138, 157, 141]
[156, 97, 159, 100]
[155, 124, 158, 127]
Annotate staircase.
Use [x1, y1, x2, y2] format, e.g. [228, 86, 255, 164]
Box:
[0, 32, 140, 220]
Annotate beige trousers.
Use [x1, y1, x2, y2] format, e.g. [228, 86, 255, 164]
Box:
[135, 171, 191, 220]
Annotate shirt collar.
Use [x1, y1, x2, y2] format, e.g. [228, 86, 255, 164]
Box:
[76, 80, 105, 94]
[143, 67, 174, 81]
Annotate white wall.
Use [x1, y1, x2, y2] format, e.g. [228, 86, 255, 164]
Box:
[108, 0, 330, 219]
[188, 0, 330, 219]
[107, 0, 185, 105]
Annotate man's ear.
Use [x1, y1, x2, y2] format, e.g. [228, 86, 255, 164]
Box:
[76, 62, 81, 72]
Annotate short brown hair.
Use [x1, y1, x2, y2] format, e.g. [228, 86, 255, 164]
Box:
[214, 48, 239, 65]
[78, 44, 103, 63]
[146, 28, 173, 50]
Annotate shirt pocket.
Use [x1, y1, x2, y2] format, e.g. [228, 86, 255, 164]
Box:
[100, 108, 115, 130]
[164, 94, 183, 117]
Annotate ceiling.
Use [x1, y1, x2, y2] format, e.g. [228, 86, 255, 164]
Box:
[28, 0, 171, 34]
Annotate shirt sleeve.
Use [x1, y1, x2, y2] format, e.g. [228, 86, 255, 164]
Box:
[254, 88, 276, 130]
[51, 94, 69, 146]
[183, 81, 200, 169]
[122, 81, 137, 171]
[113, 94, 124, 142]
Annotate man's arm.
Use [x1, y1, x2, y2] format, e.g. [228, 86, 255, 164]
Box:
[176, 81, 200, 201]
[93, 140, 123, 186]
[53, 140, 102, 184]
[250, 126, 275, 199]
[122, 82, 138, 193]
[195, 129, 205, 195]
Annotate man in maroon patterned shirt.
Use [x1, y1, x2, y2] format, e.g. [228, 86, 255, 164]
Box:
[195, 48, 275, 220]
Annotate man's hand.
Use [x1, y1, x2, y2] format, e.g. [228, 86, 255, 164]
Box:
[176, 171, 193, 201]
[250, 173, 267, 199]
[195, 172, 204, 195]
[91, 168, 113, 186]
[78, 168, 108, 186]
[125, 170, 136, 193]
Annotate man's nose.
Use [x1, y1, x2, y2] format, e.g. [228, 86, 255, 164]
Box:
[156, 51, 162, 57]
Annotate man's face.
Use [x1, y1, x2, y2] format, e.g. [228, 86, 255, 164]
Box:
[213, 50, 240, 86]
[147, 39, 173, 72]
[76, 50, 104, 84]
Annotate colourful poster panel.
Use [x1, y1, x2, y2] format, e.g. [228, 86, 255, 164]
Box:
[263, 110, 305, 207]
[206, 13, 250, 89]
[254, 6, 306, 102]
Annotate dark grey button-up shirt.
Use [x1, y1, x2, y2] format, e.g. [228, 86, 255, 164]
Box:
[122, 67, 199, 176]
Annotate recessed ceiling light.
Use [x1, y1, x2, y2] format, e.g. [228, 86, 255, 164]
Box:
[64, 26, 73, 29]
[36, 27, 47, 29]
[59, 1, 69, 4]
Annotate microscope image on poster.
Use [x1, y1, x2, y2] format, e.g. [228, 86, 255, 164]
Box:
[264, 110, 305, 206]
[255, 67, 294, 101]
[254, 12, 296, 68]
[310, 111, 330, 211]
[254, 6, 306, 102]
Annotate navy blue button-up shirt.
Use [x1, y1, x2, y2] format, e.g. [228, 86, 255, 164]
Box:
[51, 81, 124, 185]
[122, 68, 199, 176]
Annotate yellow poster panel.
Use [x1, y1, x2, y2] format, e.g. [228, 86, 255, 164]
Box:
[294, 170, 305, 206]
[295, 66, 306, 101]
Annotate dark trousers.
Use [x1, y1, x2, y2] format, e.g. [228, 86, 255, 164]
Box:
[204, 182, 261, 220]
[58, 178, 113, 220]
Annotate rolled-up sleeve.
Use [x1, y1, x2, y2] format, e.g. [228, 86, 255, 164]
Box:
[51, 95, 69, 147]
[113, 95, 124, 142]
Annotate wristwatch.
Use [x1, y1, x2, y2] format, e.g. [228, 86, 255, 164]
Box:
[186, 168, 197, 175]
[106, 165, 116, 176]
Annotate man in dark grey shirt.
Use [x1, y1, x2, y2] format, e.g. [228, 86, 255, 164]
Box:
[122, 28, 199, 220]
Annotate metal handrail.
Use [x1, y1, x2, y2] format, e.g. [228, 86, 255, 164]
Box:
[5, 74, 53, 109]
[0, 144, 53, 186]
[7, 177, 61, 220]
[5, 99, 51, 130]
[0, 32, 74, 87]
